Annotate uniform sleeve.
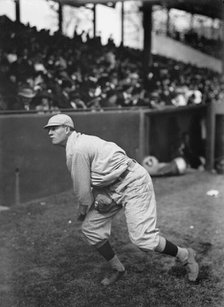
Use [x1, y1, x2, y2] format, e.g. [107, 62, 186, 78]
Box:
[71, 150, 94, 208]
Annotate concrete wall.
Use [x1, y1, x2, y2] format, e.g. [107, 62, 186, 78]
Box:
[0, 106, 206, 207]
[0, 111, 142, 206]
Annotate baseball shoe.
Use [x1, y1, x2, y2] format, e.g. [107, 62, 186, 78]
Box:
[101, 270, 126, 286]
[183, 248, 199, 282]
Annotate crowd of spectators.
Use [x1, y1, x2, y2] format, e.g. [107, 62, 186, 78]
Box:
[0, 15, 224, 113]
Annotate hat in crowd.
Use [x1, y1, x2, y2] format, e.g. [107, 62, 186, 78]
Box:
[34, 63, 46, 73]
[44, 114, 74, 129]
[18, 87, 36, 99]
[7, 53, 18, 64]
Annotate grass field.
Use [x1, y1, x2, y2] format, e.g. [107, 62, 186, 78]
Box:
[0, 170, 224, 307]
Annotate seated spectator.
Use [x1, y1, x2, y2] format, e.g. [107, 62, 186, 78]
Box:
[100, 89, 118, 108]
[186, 86, 203, 105]
[17, 85, 36, 110]
[149, 91, 162, 109]
[53, 79, 74, 109]
[70, 92, 87, 110]
[171, 86, 188, 107]
[31, 90, 59, 113]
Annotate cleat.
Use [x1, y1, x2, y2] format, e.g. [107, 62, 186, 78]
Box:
[101, 270, 126, 286]
[184, 248, 199, 282]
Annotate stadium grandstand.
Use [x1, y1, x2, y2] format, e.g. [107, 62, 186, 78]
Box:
[0, 0, 223, 112]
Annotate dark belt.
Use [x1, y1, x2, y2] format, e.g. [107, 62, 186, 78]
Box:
[113, 160, 136, 185]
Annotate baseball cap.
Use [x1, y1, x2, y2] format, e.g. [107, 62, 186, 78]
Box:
[44, 114, 74, 129]
[18, 87, 36, 98]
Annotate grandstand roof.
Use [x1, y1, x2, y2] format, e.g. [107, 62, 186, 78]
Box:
[53, 0, 223, 19]
[163, 0, 223, 20]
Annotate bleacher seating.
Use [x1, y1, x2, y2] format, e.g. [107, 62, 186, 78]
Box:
[0, 15, 223, 112]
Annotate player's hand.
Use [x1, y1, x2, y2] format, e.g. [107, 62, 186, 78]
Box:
[77, 213, 86, 221]
[94, 193, 118, 213]
[77, 205, 88, 221]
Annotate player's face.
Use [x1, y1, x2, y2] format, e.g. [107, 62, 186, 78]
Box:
[48, 125, 68, 146]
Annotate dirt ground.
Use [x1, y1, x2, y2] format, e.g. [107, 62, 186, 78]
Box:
[0, 170, 224, 307]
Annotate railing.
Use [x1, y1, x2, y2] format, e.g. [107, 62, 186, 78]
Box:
[0, 106, 150, 115]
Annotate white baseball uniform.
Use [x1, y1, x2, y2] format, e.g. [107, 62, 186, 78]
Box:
[66, 131, 160, 251]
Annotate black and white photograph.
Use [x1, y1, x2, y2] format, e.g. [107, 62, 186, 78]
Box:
[0, 0, 224, 306]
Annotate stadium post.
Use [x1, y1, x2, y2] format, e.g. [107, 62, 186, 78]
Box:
[15, 168, 20, 206]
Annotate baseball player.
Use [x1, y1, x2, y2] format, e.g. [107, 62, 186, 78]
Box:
[44, 114, 199, 286]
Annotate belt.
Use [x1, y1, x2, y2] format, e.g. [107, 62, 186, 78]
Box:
[113, 160, 136, 184]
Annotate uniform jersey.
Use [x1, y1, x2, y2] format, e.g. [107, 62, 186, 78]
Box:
[66, 131, 131, 207]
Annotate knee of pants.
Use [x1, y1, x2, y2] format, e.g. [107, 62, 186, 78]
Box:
[81, 220, 110, 246]
[129, 231, 160, 252]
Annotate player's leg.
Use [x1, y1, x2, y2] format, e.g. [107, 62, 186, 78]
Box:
[81, 203, 125, 285]
[125, 196, 199, 281]
[155, 236, 199, 282]
[123, 163, 199, 281]
[96, 240, 125, 286]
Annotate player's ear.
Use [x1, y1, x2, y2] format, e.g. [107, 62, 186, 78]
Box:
[65, 126, 70, 134]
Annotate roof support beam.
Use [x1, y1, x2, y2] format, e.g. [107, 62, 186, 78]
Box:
[121, 1, 124, 46]
[93, 4, 96, 37]
[142, 2, 153, 85]
[58, 2, 63, 33]
[15, 0, 21, 23]
[222, 9, 224, 74]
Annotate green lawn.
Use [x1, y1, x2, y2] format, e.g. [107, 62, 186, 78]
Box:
[0, 171, 224, 307]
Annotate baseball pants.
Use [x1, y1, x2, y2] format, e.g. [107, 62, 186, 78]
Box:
[81, 161, 160, 251]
